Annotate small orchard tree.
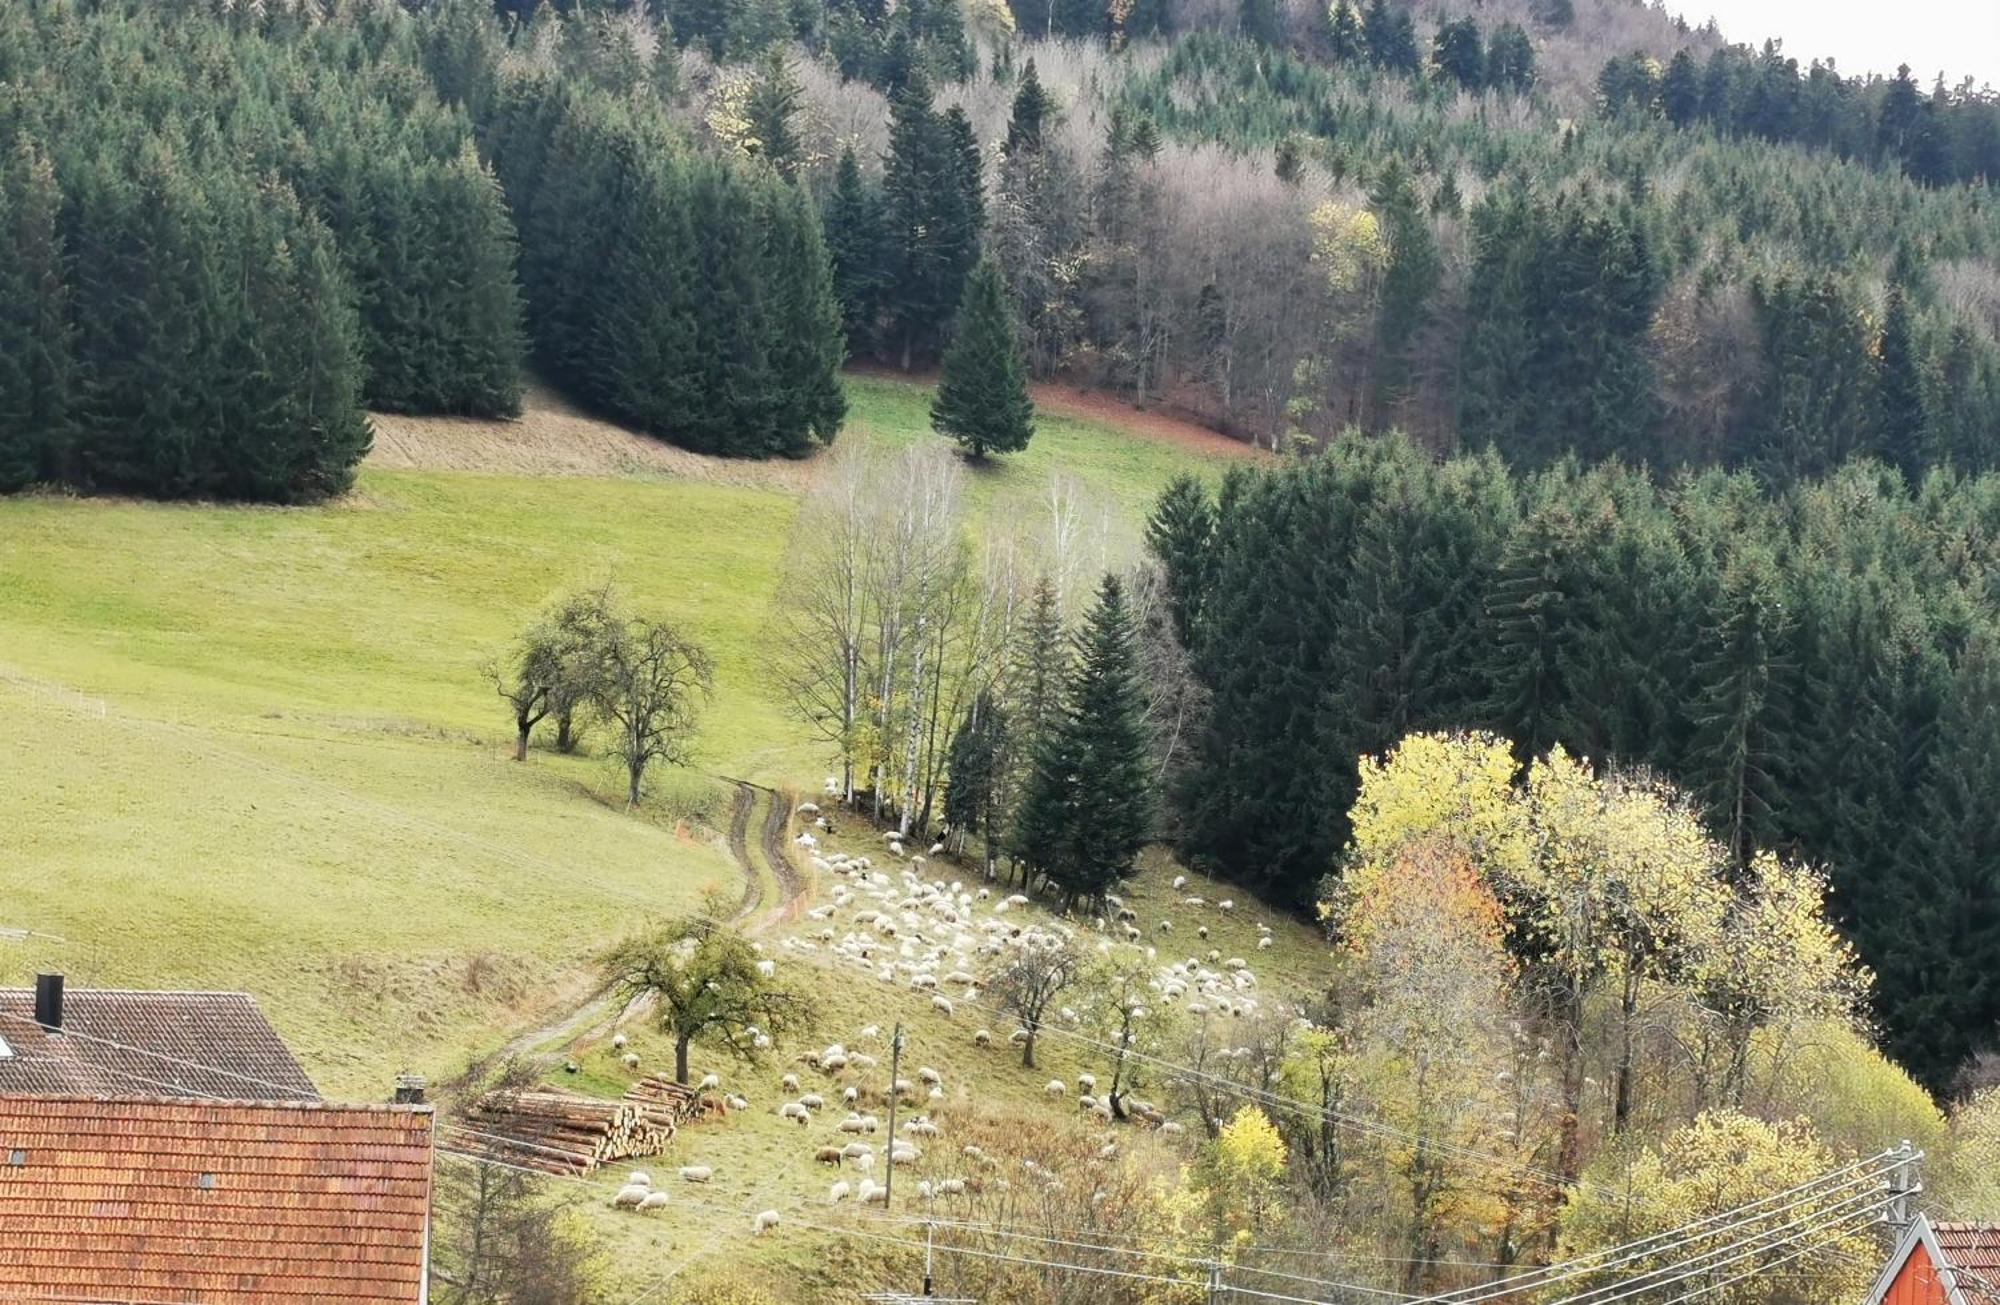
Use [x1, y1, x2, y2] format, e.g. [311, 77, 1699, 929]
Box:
[544, 586, 618, 755]
[1082, 947, 1180, 1120]
[931, 254, 1035, 459]
[488, 620, 560, 762]
[592, 615, 714, 808]
[983, 930, 1082, 1069]
[604, 909, 817, 1085]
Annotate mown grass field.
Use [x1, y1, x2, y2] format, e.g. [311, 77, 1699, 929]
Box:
[0, 372, 1258, 1099]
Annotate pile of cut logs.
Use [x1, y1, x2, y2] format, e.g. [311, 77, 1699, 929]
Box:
[460, 1087, 692, 1176]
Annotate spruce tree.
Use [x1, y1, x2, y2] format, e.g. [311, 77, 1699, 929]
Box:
[1015, 575, 1153, 909]
[744, 50, 804, 180]
[0, 138, 68, 492]
[1370, 160, 1438, 417]
[1431, 17, 1485, 89]
[1876, 286, 1925, 483]
[1145, 473, 1216, 648]
[1686, 550, 1793, 869]
[1003, 58, 1057, 157]
[1661, 49, 1701, 125]
[1486, 22, 1536, 92]
[944, 690, 1007, 876]
[823, 148, 890, 355]
[932, 254, 1035, 459]
[1326, 0, 1363, 62]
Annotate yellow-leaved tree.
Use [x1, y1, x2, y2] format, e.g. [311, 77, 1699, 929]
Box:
[1203, 1105, 1289, 1244]
[1338, 838, 1517, 1286]
[1554, 1112, 1879, 1305]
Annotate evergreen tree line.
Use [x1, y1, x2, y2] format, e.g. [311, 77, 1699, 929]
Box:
[1600, 47, 2000, 188]
[484, 72, 845, 456]
[821, 72, 987, 367]
[0, 1, 528, 499]
[1151, 446, 2000, 1088]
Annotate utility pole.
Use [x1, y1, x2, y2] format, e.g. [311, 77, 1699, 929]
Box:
[884, 1022, 905, 1211]
[1206, 1256, 1223, 1304]
[1888, 1139, 1922, 1231]
[924, 1185, 937, 1297]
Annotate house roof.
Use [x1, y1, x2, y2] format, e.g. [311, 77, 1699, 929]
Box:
[0, 1094, 434, 1303]
[0, 989, 319, 1100]
[1866, 1214, 2000, 1305]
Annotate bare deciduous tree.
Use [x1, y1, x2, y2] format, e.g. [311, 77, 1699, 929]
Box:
[984, 933, 1083, 1069]
[592, 615, 713, 808]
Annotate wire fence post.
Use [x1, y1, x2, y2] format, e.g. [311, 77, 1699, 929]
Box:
[884, 1022, 904, 1212]
[1206, 1255, 1223, 1304]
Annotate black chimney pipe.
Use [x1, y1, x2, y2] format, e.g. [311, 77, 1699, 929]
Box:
[33, 973, 62, 1032]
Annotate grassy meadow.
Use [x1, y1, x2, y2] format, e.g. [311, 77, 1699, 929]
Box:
[0, 372, 1257, 1097]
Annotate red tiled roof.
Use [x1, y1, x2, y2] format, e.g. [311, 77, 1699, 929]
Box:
[0, 1095, 433, 1303]
[0, 990, 319, 1100]
[1937, 1224, 2000, 1279]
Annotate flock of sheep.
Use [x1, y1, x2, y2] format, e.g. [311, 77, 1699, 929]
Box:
[604, 792, 1283, 1235]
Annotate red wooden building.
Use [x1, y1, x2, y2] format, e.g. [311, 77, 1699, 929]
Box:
[1866, 1215, 2000, 1305]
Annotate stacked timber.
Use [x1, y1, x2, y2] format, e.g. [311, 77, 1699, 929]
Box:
[462, 1088, 685, 1176]
[623, 1074, 712, 1118]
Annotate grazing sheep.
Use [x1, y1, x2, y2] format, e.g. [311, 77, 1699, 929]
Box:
[1008, 1029, 1030, 1046]
[938, 1178, 966, 1196]
[931, 995, 955, 1017]
[842, 1086, 860, 1104]
[611, 1033, 629, 1051]
[1258, 936, 1274, 950]
[829, 1180, 851, 1204]
[621, 1052, 641, 1070]
[1078, 1095, 1097, 1111]
[725, 1094, 749, 1111]
[1197, 925, 1209, 940]
[1078, 1073, 1096, 1092]
[626, 1171, 653, 1188]
[928, 1086, 944, 1101]
[972, 1028, 991, 1047]
[799, 801, 820, 815]
[757, 959, 777, 978]
[781, 1102, 810, 1124]
[638, 1190, 671, 1212]
[1173, 875, 1187, 889]
[679, 1166, 713, 1183]
[918, 1066, 942, 1085]
[1219, 900, 1235, 912]
[613, 1184, 648, 1208]
[752, 1210, 782, 1235]
[816, 1146, 844, 1166]
[782, 1073, 801, 1093]
[1160, 1121, 1185, 1135]
[840, 1142, 873, 1159]
[855, 1153, 876, 1174]
[890, 1144, 919, 1165]
[1045, 1080, 1066, 1097]
[1157, 919, 1173, 933]
[800, 1093, 825, 1110]
[699, 1072, 721, 1092]
[1098, 1143, 1118, 1160]
[860, 1179, 887, 1204]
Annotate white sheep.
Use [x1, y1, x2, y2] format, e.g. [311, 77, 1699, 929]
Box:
[829, 1180, 851, 1204]
[1219, 900, 1235, 912]
[800, 1092, 825, 1110]
[781, 1102, 810, 1124]
[860, 1178, 887, 1204]
[842, 1085, 860, 1104]
[1173, 875, 1187, 889]
[612, 1184, 648, 1208]
[626, 1171, 652, 1187]
[1258, 936, 1274, 950]
[638, 1190, 671, 1212]
[725, 1093, 749, 1111]
[611, 1033, 629, 1051]
[891, 1144, 919, 1165]
[621, 1052, 640, 1070]
[840, 1142, 873, 1160]
[698, 1072, 721, 1092]
[1045, 1079, 1066, 1097]
[782, 1073, 800, 1093]
[931, 995, 955, 1017]
[752, 1209, 782, 1235]
[757, 959, 777, 978]
[918, 1066, 942, 1085]
[972, 1028, 991, 1047]
[938, 1178, 966, 1196]
[679, 1166, 713, 1183]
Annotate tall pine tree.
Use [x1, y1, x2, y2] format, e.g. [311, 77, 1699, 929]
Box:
[931, 254, 1035, 458]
